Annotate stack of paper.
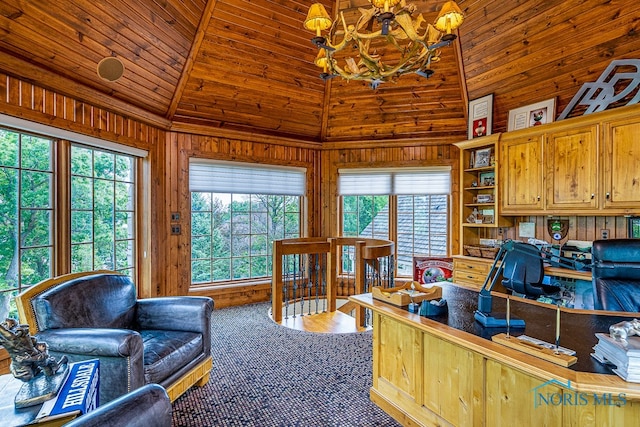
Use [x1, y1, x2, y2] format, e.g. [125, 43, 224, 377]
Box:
[592, 333, 640, 382]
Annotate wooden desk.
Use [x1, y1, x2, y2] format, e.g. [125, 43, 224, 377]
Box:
[0, 375, 79, 427]
[350, 284, 640, 427]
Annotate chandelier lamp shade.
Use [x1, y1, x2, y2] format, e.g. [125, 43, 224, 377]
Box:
[303, 0, 464, 88]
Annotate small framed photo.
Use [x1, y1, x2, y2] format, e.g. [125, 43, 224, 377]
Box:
[468, 94, 493, 139]
[474, 148, 492, 168]
[479, 171, 495, 187]
[629, 216, 640, 238]
[507, 98, 556, 131]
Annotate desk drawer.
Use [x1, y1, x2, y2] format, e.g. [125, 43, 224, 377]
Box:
[454, 258, 491, 274]
[453, 270, 488, 288]
[453, 258, 491, 288]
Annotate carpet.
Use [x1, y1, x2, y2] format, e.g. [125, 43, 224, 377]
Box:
[171, 302, 401, 427]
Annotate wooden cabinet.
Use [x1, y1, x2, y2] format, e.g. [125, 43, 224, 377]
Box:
[501, 124, 599, 214]
[452, 257, 492, 289]
[499, 106, 640, 216]
[500, 133, 544, 213]
[603, 116, 640, 210]
[545, 125, 599, 210]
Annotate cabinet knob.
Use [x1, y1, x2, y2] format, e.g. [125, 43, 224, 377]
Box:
[591, 193, 595, 199]
[606, 192, 611, 199]
[537, 195, 541, 201]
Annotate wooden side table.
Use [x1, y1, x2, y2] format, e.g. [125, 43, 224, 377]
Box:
[0, 374, 79, 427]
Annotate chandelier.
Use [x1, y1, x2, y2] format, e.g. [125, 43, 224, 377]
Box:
[303, 0, 464, 88]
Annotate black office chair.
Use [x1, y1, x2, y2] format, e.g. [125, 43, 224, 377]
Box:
[501, 241, 560, 298]
[592, 239, 640, 311]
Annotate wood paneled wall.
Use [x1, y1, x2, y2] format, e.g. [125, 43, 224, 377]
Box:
[165, 129, 322, 305]
[320, 142, 461, 255]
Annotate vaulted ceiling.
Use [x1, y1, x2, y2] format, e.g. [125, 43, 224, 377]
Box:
[1, 0, 639, 144]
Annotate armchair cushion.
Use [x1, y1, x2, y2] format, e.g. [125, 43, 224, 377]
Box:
[592, 239, 640, 311]
[33, 274, 137, 330]
[141, 329, 202, 384]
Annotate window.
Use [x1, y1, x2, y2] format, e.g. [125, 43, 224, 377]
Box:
[189, 160, 305, 284]
[0, 122, 143, 321]
[339, 168, 450, 276]
[0, 129, 54, 320]
[71, 145, 136, 275]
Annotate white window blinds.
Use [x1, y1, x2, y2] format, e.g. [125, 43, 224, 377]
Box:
[338, 167, 451, 195]
[189, 159, 306, 196]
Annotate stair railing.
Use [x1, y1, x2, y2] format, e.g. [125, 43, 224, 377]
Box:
[272, 237, 394, 327]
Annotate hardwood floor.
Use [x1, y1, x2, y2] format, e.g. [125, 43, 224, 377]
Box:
[273, 310, 370, 333]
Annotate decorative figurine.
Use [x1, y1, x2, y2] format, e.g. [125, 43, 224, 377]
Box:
[610, 319, 640, 341]
[0, 318, 69, 408]
[0, 318, 67, 382]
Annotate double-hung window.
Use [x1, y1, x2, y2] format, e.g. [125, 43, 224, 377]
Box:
[0, 120, 143, 321]
[339, 167, 451, 276]
[189, 159, 306, 284]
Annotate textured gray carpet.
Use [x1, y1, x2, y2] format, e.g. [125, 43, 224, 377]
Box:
[171, 302, 401, 426]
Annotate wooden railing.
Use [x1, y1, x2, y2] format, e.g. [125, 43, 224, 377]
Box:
[271, 237, 394, 327]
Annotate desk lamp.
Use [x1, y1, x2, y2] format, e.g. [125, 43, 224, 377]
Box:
[475, 238, 576, 327]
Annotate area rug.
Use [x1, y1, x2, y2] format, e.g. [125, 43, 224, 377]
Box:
[171, 302, 401, 426]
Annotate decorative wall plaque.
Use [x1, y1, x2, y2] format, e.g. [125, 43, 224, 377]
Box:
[558, 59, 640, 120]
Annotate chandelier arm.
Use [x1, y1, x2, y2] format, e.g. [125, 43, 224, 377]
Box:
[325, 12, 357, 53]
[376, 45, 432, 78]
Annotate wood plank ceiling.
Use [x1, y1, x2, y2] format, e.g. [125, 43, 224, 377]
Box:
[0, 0, 639, 144]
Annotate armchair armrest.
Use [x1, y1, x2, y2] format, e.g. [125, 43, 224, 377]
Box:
[63, 383, 171, 427]
[36, 329, 146, 404]
[136, 297, 213, 357]
[37, 329, 143, 358]
[136, 297, 213, 332]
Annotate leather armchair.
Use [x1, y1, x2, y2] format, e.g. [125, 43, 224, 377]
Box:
[16, 271, 214, 404]
[592, 239, 640, 311]
[63, 383, 172, 427]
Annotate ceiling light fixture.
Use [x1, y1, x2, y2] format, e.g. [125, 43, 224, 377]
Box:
[304, 0, 464, 88]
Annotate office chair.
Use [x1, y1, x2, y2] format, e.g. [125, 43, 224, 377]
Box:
[502, 241, 560, 298]
[592, 239, 640, 311]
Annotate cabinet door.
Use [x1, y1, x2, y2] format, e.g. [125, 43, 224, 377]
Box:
[501, 134, 544, 213]
[545, 125, 598, 210]
[603, 118, 640, 209]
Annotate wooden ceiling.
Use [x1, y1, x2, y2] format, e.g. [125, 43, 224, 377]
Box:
[1, 0, 640, 144]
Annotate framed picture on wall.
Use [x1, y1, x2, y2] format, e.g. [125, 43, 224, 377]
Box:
[629, 217, 640, 238]
[507, 98, 556, 131]
[468, 94, 493, 139]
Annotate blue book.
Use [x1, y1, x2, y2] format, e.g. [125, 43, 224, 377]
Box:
[37, 359, 100, 420]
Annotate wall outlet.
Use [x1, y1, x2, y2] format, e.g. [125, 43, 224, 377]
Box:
[171, 225, 181, 235]
[601, 229, 609, 239]
[171, 212, 180, 221]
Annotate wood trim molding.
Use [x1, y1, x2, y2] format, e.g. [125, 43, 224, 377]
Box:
[170, 121, 323, 149]
[166, 0, 218, 120]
